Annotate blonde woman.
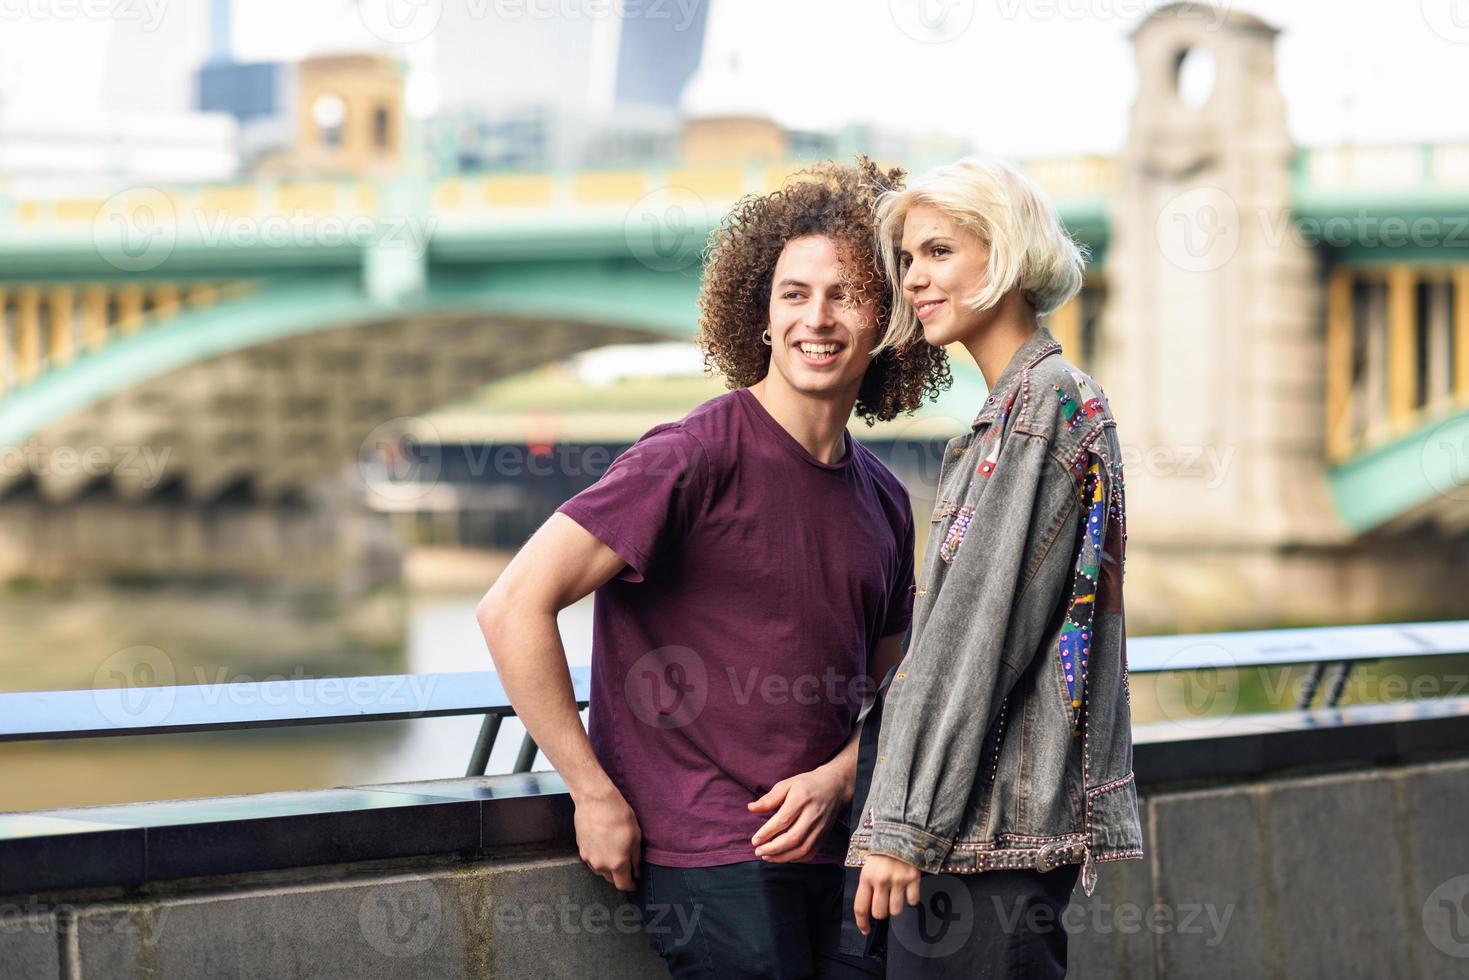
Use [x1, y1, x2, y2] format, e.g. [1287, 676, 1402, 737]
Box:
[844, 158, 1143, 977]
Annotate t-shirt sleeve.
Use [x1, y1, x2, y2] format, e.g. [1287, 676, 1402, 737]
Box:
[555, 423, 710, 584]
[882, 505, 916, 637]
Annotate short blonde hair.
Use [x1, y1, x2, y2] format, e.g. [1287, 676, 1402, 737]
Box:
[872, 156, 1088, 353]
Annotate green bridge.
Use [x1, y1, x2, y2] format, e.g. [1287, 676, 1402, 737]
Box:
[2, 149, 1466, 527]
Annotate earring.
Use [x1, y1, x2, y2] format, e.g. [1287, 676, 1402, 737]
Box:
[761, 330, 772, 346]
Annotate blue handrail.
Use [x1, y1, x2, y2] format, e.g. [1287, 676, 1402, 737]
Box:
[2, 621, 1466, 776]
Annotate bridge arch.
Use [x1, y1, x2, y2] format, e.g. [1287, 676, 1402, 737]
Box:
[1, 264, 702, 505]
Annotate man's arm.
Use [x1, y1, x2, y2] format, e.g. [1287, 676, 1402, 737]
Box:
[749, 629, 906, 862]
[869, 630, 907, 708]
[821, 630, 906, 805]
[475, 512, 640, 891]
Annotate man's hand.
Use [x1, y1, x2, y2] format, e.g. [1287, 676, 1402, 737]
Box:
[573, 786, 643, 892]
[748, 765, 848, 863]
[853, 854, 922, 935]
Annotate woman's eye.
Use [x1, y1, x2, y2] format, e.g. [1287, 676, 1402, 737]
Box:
[932, 246, 951, 257]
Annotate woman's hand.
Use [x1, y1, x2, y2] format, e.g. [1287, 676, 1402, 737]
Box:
[853, 854, 922, 935]
[748, 765, 849, 863]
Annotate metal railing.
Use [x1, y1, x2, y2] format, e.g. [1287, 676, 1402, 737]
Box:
[1124, 619, 1469, 709]
[2, 621, 1467, 778]
[0, 669, 589, 778]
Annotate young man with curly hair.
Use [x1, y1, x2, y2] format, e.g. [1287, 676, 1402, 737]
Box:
[476, 158, 949, 978]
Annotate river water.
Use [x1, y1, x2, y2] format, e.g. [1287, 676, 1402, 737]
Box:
[0, 584, 593, 813]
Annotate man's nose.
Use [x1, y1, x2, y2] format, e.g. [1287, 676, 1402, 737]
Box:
[803, 296, 836, 328]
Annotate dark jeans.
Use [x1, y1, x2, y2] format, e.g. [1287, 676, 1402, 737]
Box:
[634, 860, 886, 979]
[884, 864, 1081, 979]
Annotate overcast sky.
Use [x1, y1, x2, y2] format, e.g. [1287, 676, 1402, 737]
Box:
[1, 0, 1466, 157]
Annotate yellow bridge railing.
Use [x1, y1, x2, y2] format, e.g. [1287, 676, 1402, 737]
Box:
[0, 281, 255, 394]
[1326, 263, 1469, 462]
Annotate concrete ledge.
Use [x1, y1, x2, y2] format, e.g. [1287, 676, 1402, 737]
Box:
[1150, 785, 1270, 980]
[0, 912, 58, 980]
[1057, 758, 1469, 980]
[68, 852, 664, 980]
[6, 710, 1469, 977]
[9, 763, 1466, 978]
[1132, 695, 1469, 789]
[0, 773, 573, 897]
[7, 700, 1469, 898]
[1064, 801, 1156, 979]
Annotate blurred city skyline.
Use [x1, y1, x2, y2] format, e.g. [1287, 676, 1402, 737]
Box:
[0, 0, 1467, 159]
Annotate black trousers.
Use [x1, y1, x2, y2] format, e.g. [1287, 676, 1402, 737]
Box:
[883, 865, 1081, 979]
[634, 860, 886, 979]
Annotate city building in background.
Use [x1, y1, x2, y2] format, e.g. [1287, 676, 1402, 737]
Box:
[613, 1, 712, 111]
[0, 111, 238, 200]
[196, 0, 406, 178]
[425, 0, 689, 172]
[101, 0, 211, 116]
[195, 0, 297, 178]
[0, 0, 236, 199]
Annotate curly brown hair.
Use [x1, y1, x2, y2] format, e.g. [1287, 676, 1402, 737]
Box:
[697, 157, 951, 425]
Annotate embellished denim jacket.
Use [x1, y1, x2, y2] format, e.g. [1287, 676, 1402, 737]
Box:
[844, 326, 1143, 896]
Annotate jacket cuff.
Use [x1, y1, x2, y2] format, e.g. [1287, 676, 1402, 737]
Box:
[866, 821, 954, 873]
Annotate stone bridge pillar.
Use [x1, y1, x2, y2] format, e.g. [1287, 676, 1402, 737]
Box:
[1095, 4, 1460, 629]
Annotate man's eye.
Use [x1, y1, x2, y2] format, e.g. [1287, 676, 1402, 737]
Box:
[784, 291, 804, 301]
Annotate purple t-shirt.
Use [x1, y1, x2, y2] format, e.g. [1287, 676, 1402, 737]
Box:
[557, 387, 915, 867]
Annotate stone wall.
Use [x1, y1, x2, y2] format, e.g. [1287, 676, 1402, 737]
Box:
[5, 758, 1465, 979]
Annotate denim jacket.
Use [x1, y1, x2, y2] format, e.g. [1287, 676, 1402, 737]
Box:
[845, 326, 1143, 897]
